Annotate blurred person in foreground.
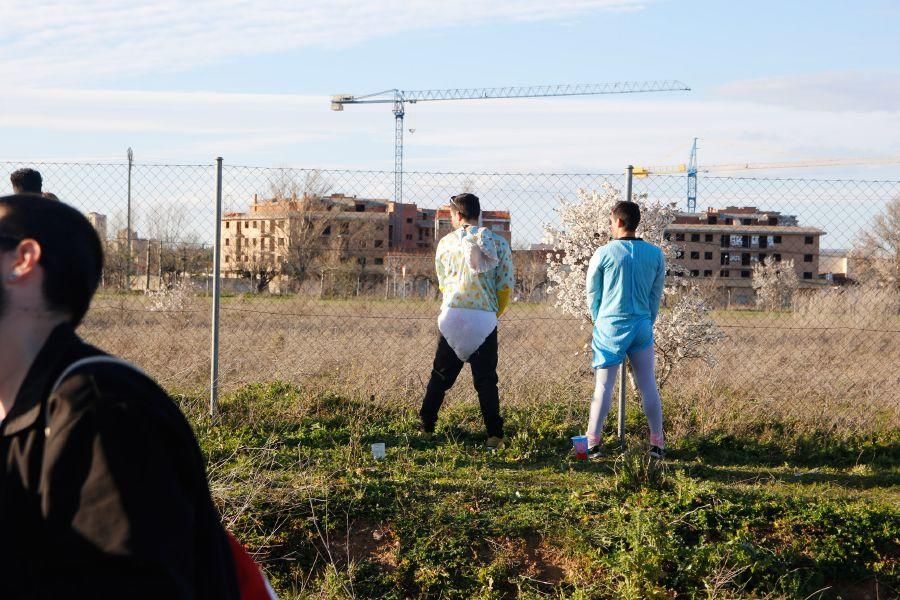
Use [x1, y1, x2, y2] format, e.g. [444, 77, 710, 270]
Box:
[419, 193, 515, 451]
[10, 168, 43, 195]
[0, 194, 247, 598]
[581, 200, 666, 459]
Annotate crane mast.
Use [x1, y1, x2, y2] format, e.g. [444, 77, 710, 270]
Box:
[635, 144, 900, 211]
[393, 97, 404, 205]
[687, 138, 698, 213]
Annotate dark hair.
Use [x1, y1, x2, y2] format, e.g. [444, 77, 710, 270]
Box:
[10, 168, 42, 194]
[0, 195, 104, 326]
[449, 193, 481, 221]
[612, 201, 641, 231]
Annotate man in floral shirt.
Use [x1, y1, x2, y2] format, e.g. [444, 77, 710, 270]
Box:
[419, 193, 515, 450]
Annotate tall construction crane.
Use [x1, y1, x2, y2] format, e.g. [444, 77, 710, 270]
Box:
[635, 141, 900, 212]
[331, 81, 690, 203]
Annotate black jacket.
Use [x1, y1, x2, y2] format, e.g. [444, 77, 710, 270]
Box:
[0, 324, 239, 599]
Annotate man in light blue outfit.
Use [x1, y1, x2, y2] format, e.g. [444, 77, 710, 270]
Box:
[582, 200, 666, 458]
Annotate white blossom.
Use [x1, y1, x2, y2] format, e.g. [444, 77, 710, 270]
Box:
[545, 183, 723, 386]
[652, 287, 725, 387]
[146, 280, 194, 312]
[751, 258, 799, 311]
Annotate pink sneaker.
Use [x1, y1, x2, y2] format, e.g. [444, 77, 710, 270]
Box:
[650, 433, 665, 459]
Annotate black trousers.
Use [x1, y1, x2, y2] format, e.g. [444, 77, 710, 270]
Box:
[419, 328, 504, 438]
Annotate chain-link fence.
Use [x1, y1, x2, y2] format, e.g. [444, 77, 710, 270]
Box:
[2, 160, 218, 392]
[632, 173, 899, 428]
[3, 160, 898, 424]
[217, 166, 624, 402]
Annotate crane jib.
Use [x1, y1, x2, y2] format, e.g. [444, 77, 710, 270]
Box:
[330, 80, 691, 204]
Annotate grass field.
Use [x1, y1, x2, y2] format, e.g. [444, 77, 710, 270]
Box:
[182, 382, 898, 599]
[81, 288, 899, 597]
[82, 288, 899, 432]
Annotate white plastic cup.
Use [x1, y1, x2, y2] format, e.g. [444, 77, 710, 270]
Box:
[371, 442, 386, 460]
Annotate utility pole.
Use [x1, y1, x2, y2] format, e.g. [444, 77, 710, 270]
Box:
[144, 243, 151, 291]
[157, 240, 162, 287]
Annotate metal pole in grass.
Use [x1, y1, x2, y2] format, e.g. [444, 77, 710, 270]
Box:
[618, 165, 634, 447]
[210, 157, 224, 416]
[126, 147, 133, 292]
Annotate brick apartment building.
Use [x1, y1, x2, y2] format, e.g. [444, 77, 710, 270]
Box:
[666, 206, 826, 301]
[222, 194, 391, 274]
[388, 203, 437, 251]
[434, 206, 512, 244]
[221, 193, 512, 286]
[85, 212, 108, 242]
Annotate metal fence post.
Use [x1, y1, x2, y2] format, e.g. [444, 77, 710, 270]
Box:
[618, 165, 634, 447]
[210, 157, 224, 416]
[126, 147, 133, 291]
[144, 244, 151, 291]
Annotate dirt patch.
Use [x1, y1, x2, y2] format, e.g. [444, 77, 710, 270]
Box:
[480, 533, 570, 589]
[824, 579, 892, 600]
[521, 534, 566, 585]
[328, 518, 399, 570]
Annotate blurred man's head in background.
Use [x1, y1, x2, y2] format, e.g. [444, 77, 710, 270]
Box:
[10, 169, 43, 195]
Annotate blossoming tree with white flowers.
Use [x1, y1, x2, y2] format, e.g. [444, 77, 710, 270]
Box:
[545, 183, 723, 387]
[751, 258, 799, 311]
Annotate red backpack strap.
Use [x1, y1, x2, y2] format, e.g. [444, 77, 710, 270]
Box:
[226, 531, 278, 599]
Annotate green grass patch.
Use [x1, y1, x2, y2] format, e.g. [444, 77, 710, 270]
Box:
[184, 382, 899, 599]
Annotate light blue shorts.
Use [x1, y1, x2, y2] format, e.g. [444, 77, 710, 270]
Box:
[591, 316, 654, 369]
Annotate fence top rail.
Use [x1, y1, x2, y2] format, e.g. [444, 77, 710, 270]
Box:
[0, 160, 216, 168]
[226, 165, 900, 184]
[1, 159, 899, 185]
[224, 164, 624, 178]
[639, 172, 900, 185]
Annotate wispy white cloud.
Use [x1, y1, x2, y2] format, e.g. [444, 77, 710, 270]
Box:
[2, 87, 898, 178]
[714, 70, 900, 112]
[0, 88, 330, 134]
[0, 0, 647, 85]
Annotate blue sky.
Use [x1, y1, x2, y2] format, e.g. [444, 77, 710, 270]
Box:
[2, 0, 899, 178]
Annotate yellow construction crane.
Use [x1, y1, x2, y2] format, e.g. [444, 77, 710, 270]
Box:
[634, 138, 900, 211]
[635, 156, 900, 176]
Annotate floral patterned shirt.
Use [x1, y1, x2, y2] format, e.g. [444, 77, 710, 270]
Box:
[435, 226, 515, 313]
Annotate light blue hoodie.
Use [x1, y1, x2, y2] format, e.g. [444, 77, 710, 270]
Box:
[586, 238, 666, 323]
[585, 239, 666, 368]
